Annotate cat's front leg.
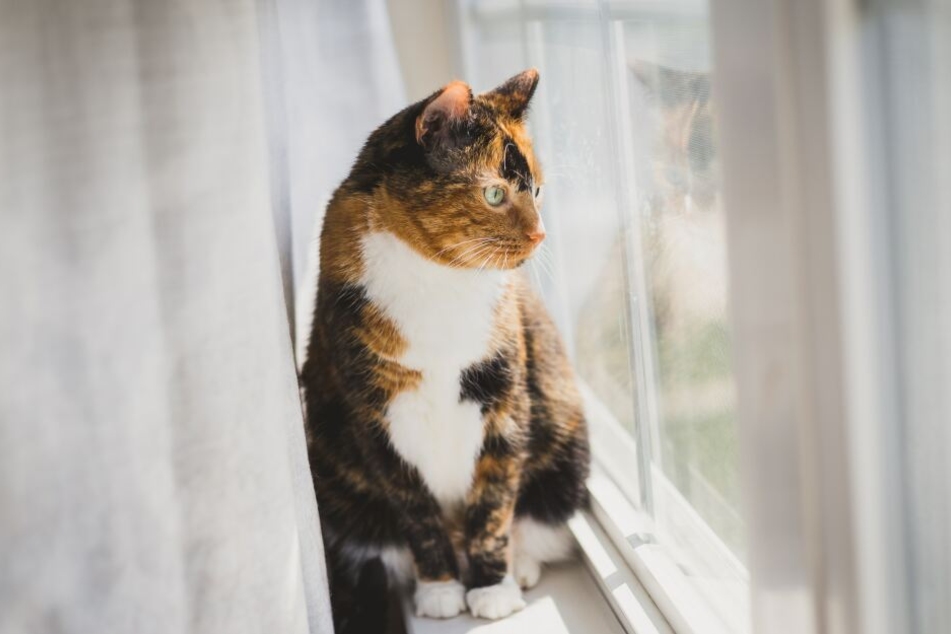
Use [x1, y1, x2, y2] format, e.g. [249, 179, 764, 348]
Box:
[464, 432, 527, 620]
[399, 490, 467, 619]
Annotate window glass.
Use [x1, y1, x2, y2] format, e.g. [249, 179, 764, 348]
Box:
[463, 1, 747, 628]
[466, 7, 644, 447]
[616, 13, 742, 559]
[531, 18, 643, 449]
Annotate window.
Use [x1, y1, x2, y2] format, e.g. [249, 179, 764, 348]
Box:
[453, 1, 951, 632]
[457, 1, 748, 631]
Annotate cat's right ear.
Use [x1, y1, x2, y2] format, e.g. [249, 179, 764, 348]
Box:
[416, 81, 472, 150]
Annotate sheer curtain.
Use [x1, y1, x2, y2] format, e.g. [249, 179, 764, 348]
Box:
[0, 1, 403, 632]
[256, 0, 406, 357]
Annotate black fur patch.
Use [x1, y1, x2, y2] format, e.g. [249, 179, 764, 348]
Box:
[468, 547, 509, 588]
[501, 136, 533, 192]
[325, 554, 390, 634]
[481, 433, 516, 460]
[515, 437, 590, 523]
[459, 352, 513, 414]
[346, 99, 501, 195]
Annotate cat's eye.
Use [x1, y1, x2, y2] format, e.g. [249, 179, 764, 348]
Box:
[483, 185, 506, 206]
[534, 186, 542, 198]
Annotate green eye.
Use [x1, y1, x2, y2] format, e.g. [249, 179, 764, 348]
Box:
[483, 185, 505, 206]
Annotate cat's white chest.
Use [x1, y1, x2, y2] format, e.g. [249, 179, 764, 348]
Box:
[361, 231, 506, 504]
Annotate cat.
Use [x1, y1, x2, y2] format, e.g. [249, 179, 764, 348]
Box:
[299, 69, 590, 632]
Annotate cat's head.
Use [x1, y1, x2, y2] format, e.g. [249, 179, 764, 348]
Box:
[356, 69, 545, 270]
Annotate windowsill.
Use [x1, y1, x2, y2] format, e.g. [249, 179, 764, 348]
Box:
[401, 557, 627, 634]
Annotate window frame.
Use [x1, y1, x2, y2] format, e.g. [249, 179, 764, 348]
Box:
[582, 383, 748, 634]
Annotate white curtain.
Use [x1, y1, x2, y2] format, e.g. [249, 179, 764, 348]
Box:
[0, 1, 403, 632]
[256, 0, 406, 357]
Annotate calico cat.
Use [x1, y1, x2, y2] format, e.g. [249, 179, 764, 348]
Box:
[300, 69, 590, 631]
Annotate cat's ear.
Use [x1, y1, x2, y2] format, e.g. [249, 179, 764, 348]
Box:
[632, 60, 664, 92]
[484, 68, 539, 120]
[416, 80, 472, 150]
[633, 61, 710, 104]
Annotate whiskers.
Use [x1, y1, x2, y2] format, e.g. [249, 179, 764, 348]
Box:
[436, 235, 555, 276]
[528, 241, 556, 290]
[439, 237, 499, 270]
[455, 237, 510, 274]
[434, 236, 492, 260]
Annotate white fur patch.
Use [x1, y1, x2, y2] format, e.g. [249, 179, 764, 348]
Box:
[415, 579, 467, 619]
[361, 231, 507, 505]
[512, 518, 575, 588]
[514, 517, 575, 563]
[379, 546, 414, 587]
[513, 552, 541, 589]
[466, 576, 526, 620]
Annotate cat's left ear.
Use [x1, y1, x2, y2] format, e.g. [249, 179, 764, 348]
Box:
[416, 80, 472, 150]
[484, 68, 540, 120]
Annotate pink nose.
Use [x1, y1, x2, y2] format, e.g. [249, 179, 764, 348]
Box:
[526, 230, 546, 245]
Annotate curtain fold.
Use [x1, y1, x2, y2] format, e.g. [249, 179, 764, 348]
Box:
[251, 0, 406, 358]
[0, 1, 333, 632]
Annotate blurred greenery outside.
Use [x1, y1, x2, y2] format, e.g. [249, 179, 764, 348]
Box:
[575, 223, 744, 562]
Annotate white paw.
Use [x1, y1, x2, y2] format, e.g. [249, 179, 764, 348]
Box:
[415, 579, 467, 619]
[466, 577, 526, 620]
[514, 553, 542, 589]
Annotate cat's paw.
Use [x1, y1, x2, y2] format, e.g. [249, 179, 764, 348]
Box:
[415, 579, 467, 619]
[466, 577, 526, 620]
[514, 553, 542, 589]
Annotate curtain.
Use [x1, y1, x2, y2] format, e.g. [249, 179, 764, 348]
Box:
[255, 0, 406, 358]
[0, 0, 406, 631]
[868, 1, 951, 630]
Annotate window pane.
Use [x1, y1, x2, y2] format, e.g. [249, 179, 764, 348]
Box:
[614, 12, 743, 559]
[465, 4, 645, 482]
[463, 2, 747, 627]
[529, 19, 643, 452]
